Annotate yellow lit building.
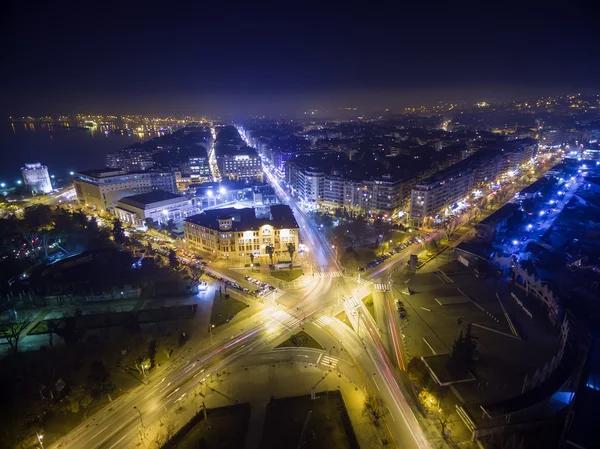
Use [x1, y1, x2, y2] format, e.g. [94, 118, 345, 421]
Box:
[184, 205, 299, 261]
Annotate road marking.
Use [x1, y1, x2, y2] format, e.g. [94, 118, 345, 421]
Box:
[153, 377, 165, 389]
[166, 387, 180, 399]
[387, 407, 396, 421]
[374, 380, 381, 391]
[184, 362, 196, 373]
[108, 434, 127, 449]
[316, 353, 323, 364]
[89, 425, 109, 440]
[175, 392, 187, 403]
[193, 369, 205, 378]
[421, 307, 431, 312]
[423, 337, 437, 355]
[159, 381, 172, 393]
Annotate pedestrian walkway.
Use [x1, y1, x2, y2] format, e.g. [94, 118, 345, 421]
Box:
[352, 276, 372, 287]
[312, 315, 333, 329]
[270, 310, 302, 330]
[319, 354, 339, 369]
[374, 282, 391, 292]
[313, 270, 343, 278]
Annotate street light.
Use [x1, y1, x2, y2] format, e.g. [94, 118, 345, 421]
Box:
[209, 324, 215, 344]
[36, 431, 44, 449]
[17, 180, 22, 185]
[133, 406, 144, 428]
[0, 182, 5, 188]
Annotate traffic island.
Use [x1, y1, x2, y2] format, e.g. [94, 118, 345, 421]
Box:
[259, 391, 359, 449]
[275, 331, 324, 350]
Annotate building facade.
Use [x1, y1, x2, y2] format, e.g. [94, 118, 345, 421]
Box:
[73, 168, 177, 212]
[21, 163, 52, 194]
[410, 168, 475, 226]
[105, 150, 155, 171]
[114, 191, 198, 226]
[218, 151, 263, 181]
[184, 205, 299, 260]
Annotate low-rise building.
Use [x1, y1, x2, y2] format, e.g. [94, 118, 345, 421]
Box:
[114, 191, 198, 226]
[184, 205, 299, 260]
[73, 168, 177, 212]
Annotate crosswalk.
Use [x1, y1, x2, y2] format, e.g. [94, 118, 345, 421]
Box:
[313, 271, 343, 278]
[319, 354, 339, 369]
[262, 289, 286, 302]
[271, 310, 301, 330]
[354, 277, 372, 287]
[313, 315, 333, 329]
[374, 283, 392, 292]
[344, 296, 360, 309]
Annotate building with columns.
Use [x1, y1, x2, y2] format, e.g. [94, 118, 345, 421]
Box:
[184, 205, 299, 261]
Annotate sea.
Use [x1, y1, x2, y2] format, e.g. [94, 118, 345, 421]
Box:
[0, 121, 153, 188]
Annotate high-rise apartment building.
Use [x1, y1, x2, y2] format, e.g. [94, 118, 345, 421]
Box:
[410, 167, 475, 226]
[73, 168, 176, 212]
[21, 163, 52, 194]
[106, 150, 155, 171]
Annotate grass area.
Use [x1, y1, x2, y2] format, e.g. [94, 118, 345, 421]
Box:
[362, 294, 375, 320]
[210, 295, 248, 326]
[276, 331, 324, 350]
[259, 391, 359, 449]
[163, 404, 250, 449]
[270, 268, 304, 282]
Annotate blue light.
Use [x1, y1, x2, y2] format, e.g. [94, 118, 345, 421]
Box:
[527, 224, 533, 230]
[512, 240, 519, 245]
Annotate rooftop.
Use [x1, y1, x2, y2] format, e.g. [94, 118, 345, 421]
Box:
[185, 204, 298, 231]
[118, 191, 186, 208]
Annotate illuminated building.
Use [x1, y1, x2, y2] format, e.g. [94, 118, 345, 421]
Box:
[73, 168, 176, 212]
[184, 205, 299, 260]
[114, 191, 199, 226]
[410, 167, 474, 226]
[21, 162, 52, 194]
[217, 150, 263, 181]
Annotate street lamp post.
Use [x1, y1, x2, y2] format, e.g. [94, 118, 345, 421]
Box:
[209, 324, 215, 344]
[134, 406, 144, 429]
[36, 431, 44, 449]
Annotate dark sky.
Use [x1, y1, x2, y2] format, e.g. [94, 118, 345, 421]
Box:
[2, 1, 600, 116]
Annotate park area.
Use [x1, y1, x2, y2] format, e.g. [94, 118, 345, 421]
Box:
[210, 295, 248, 326]
[259, 391, 359, 449]
[270, 268, 304, 282]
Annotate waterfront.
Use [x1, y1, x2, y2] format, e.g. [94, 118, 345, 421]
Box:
[0, 121, 155, 186]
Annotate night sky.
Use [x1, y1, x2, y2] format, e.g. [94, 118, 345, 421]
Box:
[3, 1, 600, 116]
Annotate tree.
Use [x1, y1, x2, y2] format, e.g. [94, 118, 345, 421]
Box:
[1, 307, 33, 354]
[163, 219, 177, 233]
[286, 242, 295, 263]
[168, 249, 179, 269]
[88, 361, 115, 399]
[265, 245, 275, 265]
[363, 395, 386, 426]
[407, 357, 430, 389]
[62, 385, 93, 414]
[448, 323, 478, 374]
[145, 217, 156, 229]
[249, 252, 255, 268]
[112, 218, 126, 244]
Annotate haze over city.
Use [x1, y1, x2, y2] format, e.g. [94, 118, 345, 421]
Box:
[1, 3, 600, 449]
